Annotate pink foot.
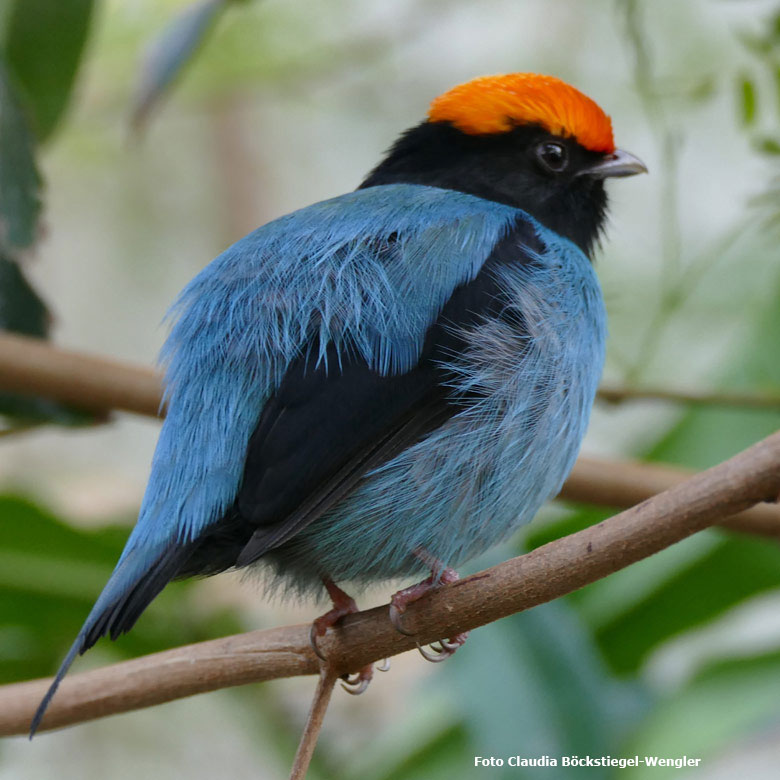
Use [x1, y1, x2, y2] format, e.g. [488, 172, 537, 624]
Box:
[388, 563, 470, 662]
[309, 579, 388, 694]
[310, 579, 359, 653]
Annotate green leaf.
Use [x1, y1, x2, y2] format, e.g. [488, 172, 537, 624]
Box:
[0, 494, 242, 684]
[1, 0, 94, 141]
[370, 724, 473, 780]
[131, 0, 231, 132]
[0, 251, 47, 335]
[624, 653, 780, 778]
[588, 273, 780, 673]
[440, 548, 648, 778]
[753, 136, 780, 156]
[738, 74, 756, 126]
[0, 58, 41, 253]
[592, 533, 780, 674]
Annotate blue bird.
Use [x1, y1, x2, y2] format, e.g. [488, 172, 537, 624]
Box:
[32, 72, 645, 732]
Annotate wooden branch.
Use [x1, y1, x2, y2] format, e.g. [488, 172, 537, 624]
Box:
[2, 429, 778, 737]
[2, 332, 780, 421]
[0, 332, 163, 418]
[289, 668, 338, 780]
[0, 331, 778, 536]
[562, 456, 780, 539]
[598, 384, 780, 411]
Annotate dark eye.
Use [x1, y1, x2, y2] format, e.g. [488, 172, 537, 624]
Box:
[536, 142, 569, 173]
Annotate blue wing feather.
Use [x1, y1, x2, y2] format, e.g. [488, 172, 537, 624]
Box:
[129, 184, 518, 554]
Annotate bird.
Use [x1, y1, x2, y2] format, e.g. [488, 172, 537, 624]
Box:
[32, 72, 645, 733]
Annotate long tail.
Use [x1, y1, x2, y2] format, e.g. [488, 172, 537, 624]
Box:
[29, 541, 192, 737]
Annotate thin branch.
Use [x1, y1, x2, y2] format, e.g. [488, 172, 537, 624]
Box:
[2, 332, 780, 419]
[1, 331, 779, 540]
[289, 667, 337, 780]
[1, 429, 778, 737]
[562, 456, 780, 539]
[0, 332, 163, 418]
[597, 384, 780, 411]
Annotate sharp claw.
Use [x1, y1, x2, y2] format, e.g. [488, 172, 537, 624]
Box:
[341, 673, 371, 695]
[309, 622, 328, 662]
[376, 658, 391, 672]
[416, 641, 454, 663]
[438, 638, 463, 652]
[389, 603, 415, 636]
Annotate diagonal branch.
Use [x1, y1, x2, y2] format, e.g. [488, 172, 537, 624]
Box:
[1, 428, 778, 737]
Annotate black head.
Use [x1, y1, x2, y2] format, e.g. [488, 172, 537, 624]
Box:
[360, 120, 645, 257]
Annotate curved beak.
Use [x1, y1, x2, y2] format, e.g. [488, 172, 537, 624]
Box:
[581, 149, 648, 179]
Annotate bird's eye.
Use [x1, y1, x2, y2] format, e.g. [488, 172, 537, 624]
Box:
[536, 142, 569, 173]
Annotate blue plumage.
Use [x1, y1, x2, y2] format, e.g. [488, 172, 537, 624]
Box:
[32, 182, 606, 734]
[31, 68, 649, 739]
[272, 217, 606, 590]
[137, 185, 519, 555]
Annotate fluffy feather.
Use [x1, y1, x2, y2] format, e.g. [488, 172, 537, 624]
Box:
[31, 184, 521, 733]
[32, 182, 606, 734]
[265, 218, 606, 590]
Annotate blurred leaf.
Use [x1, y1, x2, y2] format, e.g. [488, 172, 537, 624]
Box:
[0, 254, 99, 426]
[0, 7, 99, 427]
[440, 545, 648, 778]
[593, 534, 780, 674]
[686, 75, 715, 104]
[0, 58, 41, 253]
[753, 136, 780, 155]
[1, 0, 94, 141]
[131, 0, 233, 132]
[736, 29, 772, 57]
[0, 252, 47, 336]
[585, 272, 780, 673]
[738, 74, 757, 126]
[371, 724, 473, 780]
[0, 494, 242, 684]
[624, 653, 780, 778]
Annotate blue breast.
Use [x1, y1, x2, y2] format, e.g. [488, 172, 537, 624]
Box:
[275, 219, 607, 589]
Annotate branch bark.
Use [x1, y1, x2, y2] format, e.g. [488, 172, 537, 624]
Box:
[1, 331, 780, 539]
[562, 456, 780, 539]
[0, 332, 163, 418]
[597, 384, 780, 410]
[2, 429, 778, 737]
[2, 332, 780, 420]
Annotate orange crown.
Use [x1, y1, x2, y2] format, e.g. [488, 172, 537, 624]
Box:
[428, 73, 615, 154]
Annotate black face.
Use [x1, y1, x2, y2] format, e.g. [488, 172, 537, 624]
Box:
[360, 121, 610, 257]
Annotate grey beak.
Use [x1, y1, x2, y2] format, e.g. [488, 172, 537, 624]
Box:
[581, 148, 648, 179]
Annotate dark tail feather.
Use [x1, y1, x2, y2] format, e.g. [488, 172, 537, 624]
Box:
[29, 540, 194, 737]
[29, 637, 82, 737]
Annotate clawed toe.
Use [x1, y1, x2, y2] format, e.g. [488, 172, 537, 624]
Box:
[310, 579, 391, 697]
[416, 631, 469, 662]
[388, 602, 416, 636]
[388, 558, 468, 664]
[340, 666, 373, 695]
[309, 579, 360, 662]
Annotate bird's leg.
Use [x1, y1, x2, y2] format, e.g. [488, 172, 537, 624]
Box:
[388, 549, 469, 662]
[309, 578, 389, 695]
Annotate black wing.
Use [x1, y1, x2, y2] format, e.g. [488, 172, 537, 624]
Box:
[178, 218, 539, 574]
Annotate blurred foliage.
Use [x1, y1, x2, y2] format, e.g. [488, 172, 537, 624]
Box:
[0, 3, 99, 429]
[1, 0, 94, 142]
[0, 60, 41, 252]
[131, 0, 235, 132]
[1, 1, 780, 779]
[0, 493, 243, 683]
